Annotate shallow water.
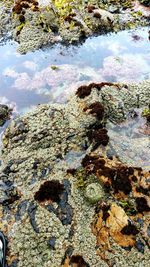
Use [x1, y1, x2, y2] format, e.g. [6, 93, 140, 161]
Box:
[0, 27, 150, 169]
[107, 108, 150, 170]
[0, 27, 150, 116]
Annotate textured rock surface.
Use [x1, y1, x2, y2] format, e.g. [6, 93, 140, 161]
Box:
[0, 80, 149, 266]
[0, 0, 149, 53]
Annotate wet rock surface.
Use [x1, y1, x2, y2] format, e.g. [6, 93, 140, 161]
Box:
[0, 80, 149, 266]
[0, 0, 149, 53]
[0, 104, 12, 127]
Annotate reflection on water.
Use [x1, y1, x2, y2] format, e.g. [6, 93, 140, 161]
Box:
[0, 27, 150, 169]
[0, 27, 150, 117]
[108, 108, 150, 170]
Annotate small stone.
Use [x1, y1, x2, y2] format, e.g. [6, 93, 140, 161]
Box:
[47, 237, 56, 250]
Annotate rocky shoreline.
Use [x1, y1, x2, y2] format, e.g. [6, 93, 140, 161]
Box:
[0, 0, 150, 53]
[0, 80, 149, 266]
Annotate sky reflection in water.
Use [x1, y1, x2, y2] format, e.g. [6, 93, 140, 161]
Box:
[0, 27, 150, 116]
[0, 27, 150, 169]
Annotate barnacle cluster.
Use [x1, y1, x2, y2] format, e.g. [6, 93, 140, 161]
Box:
[0, 80, 150, 266]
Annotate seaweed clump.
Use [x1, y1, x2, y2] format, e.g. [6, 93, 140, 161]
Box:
[82, 155, 134, 195]
[121, 221, 139, 235]
[84, 102, 104, 120]
[76, 82, 119, 99]
[70, 255, 90, 267]
[82, 155, 105, 173]
[34, 180, 64, 203]
[87, 127, 109, 148]
[85, 105, 109, 149]
[110, 166, 133, 195]
[12, 0, 39, 15]
[135, 197, 150, 213]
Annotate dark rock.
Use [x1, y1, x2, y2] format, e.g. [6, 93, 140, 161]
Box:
[135, 239, 145, 253]
[139, 0, 150, 7]
[56, 180, 73, 225]
[8, 259, 18, 267]
[15, 200, 28, 221]
[3, 160, 15, 175]
[0, 175, 19, 206]
[27, 201, 39, 233]
[47, 237, 56, 250]
[0, 104, 12, 127]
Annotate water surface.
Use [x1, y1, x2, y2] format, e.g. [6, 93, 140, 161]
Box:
[0, 26, 150, 169]
[0, 27, 150, 116]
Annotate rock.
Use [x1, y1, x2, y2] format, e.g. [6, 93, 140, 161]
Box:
[0, 104, 11, 126]
[16, 25, 53, 54]
[93, 8, 114, 23]
[107, 5, 120, 13]
[0, 174, 19, 205]
[0, 0, 149, 53]
[0, 80, 150, 267]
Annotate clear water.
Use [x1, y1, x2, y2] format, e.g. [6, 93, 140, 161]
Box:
[0, 27, 150, 117]
[107, 108, 150, 170]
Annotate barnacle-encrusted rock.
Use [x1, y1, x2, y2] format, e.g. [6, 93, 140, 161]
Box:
[85, 182, 104, 203]
[0, 0, 149, 53]
[0, 80, 150, 267]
